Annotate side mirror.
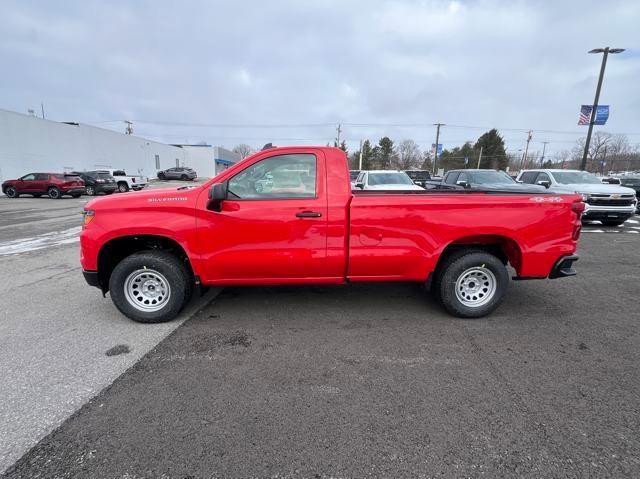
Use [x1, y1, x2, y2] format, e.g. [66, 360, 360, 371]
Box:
[207, 182, 227, 211]
[355, 182, 364, 189]
[456, 180, 470, 188]
[537, 180, 551, 188]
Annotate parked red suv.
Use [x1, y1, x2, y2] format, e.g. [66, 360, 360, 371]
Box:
[2, 173, 85, 199]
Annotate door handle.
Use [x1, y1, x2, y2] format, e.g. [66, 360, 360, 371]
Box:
[296, 211, 322, 218]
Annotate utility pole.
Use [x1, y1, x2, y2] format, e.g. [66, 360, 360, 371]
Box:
[335, 124, 342, 147]
[580, 47, 625, 170]
[358, 139, 363, 170]
[540, 141, 549, 167]
[476, 146, 483, 169]
[433, 123, 444, 175]
[40, 102, 45, 119]
[522, 130, 533, 169]
[125, 121, 133, 135]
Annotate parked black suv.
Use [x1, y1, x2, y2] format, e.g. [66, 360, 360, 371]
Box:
[72, 170, 117, 196]
[619, 177, 640, 213]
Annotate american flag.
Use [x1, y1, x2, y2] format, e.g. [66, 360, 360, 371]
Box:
[578, 105, 592, 125]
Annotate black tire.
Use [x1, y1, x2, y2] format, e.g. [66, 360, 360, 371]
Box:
[118, 182, 129, 193]
[48, 187, 61, 199]
[437, 250, 509, 319]
[4, 186, 18, 198]
[180, 174, 188, 180]
[109, 251, 188, 323]
[85, 185, 96, 196]
[601, 220, 625, 227]
[158, 172, 166, 180]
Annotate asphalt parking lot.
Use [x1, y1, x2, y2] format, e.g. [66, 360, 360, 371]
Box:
[1, 193, 639, 478]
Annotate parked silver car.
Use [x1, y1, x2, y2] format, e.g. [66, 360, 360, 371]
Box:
[157, 167, 197, 181]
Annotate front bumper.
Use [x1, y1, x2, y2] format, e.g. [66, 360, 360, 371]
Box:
[83, 270, 100, 288]
[582, 203, 636, 221]
[549, 255, 579, 279]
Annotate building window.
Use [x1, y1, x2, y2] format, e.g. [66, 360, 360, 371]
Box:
[176, 158, 180, 167]
[155, 154, 160, 169]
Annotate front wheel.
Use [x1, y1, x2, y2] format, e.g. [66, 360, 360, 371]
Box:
[158, 172, 166, 180]
[601, 219, 626, 227]
[85, 185, 96, 196]
[437, 250, 509, 318]
[180, 174, 188, 180]
[109, 251, 188, 323]
[4, 186, 18, 198]
[48, 187, 62, 199]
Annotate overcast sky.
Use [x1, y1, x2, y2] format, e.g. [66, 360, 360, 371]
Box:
[1, 0, 639, 157]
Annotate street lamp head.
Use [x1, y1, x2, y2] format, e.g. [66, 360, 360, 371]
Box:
[589, 47, 625, 54]
[589, 48, 605, 53]
[609, 48, 625, 54]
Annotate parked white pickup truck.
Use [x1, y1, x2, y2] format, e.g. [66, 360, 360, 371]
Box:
[105, 169, 148, 192]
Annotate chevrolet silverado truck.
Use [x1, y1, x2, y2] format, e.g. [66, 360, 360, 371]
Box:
[81, 146, 584, 323]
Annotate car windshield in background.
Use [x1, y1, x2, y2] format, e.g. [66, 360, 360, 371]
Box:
[621, 178, 640, 186]
[349, 171, 359, 181]
[406, 171, 430, 180]
[469, 171, 515, 184]
[368, 172, 414, 185]
[552, 171, 602, 184]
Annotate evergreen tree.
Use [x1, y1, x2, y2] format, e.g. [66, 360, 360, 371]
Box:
[373, 136, 396, 170]
[474, 129, 508, 170]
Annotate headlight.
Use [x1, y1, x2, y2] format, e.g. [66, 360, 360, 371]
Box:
[580, 193, 590, 202]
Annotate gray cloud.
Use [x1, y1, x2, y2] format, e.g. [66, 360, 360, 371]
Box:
[1, 0, 639, 155]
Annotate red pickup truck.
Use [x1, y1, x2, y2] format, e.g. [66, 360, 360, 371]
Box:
[80, 146, 584, 323]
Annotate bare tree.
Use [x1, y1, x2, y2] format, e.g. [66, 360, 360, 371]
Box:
[573, 132, 613, 172]
[394, 139, 422, 170]
[232, 144, 254, 159]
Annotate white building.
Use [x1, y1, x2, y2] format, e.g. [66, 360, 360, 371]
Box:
[0, 108, 241, 183]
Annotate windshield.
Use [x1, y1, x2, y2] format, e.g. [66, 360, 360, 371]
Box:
[552, 171, 602, 184]
[349, 171, 360, 181]
[620, 178, 640, 186]
[469, 171, 515, 184]
[368, 172, 414, 186]
[405, 170, 430, 180]
[112, 170, 126, 176]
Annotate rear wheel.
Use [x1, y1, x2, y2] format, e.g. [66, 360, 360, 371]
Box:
[118, 182, 129, 192]
[48, 187, 61, 199]
[437, 250, 508, 318]
[109, 251, 188, 323]
[601, 219, 625, 227]
[4, 186, 18, 198]
[85, 185, 96, 196]
[180, 174, 188, 180]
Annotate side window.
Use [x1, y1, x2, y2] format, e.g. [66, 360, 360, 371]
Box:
[356, 172, 365, 184]
[458, 172, 469, 183]
[536, 172, 551, 184]
[519, 172, 538, 184]
[21, 173, 36, 181]
[228, 154, 316, 199]
[444, 172, 459, 185]
[35, 173, 49, 181]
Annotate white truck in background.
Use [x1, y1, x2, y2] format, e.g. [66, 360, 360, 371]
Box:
[105, 169, 148, 192]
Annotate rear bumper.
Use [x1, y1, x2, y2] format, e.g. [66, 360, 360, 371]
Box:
[549, 254, 579, 279]
[62, 187, 86, 195]
[96, 184, 117, 193]
[83, 270, 100, 288]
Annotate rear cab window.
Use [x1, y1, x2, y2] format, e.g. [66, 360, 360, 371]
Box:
[519, 171, 538, 184]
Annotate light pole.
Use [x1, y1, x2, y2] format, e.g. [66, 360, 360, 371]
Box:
[580, 47, 625, 171]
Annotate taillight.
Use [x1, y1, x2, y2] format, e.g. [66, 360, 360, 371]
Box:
[132, 178, 136, 183]
[571, 198, 584, 240]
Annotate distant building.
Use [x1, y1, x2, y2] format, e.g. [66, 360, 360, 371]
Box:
[0, 108, 241, 182]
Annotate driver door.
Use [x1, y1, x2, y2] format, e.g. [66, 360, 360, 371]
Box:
[197, 151, 330, 283]
[17, 173, 37, 193]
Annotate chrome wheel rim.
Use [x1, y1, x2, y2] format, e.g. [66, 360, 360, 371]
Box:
[119, 184, 127, 192]
[124, 269, 171, 312]
[455, 267, 496, 308]
[86, 186, 94, 195]
[49, 189, 59, 198]
[6, 187, 16, 197]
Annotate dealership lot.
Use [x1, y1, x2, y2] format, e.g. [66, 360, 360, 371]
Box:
[1, 195, 639, 477]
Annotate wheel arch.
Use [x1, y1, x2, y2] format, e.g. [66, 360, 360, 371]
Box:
[432, 234, 523, 280]
[97, 234, 194, 293]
